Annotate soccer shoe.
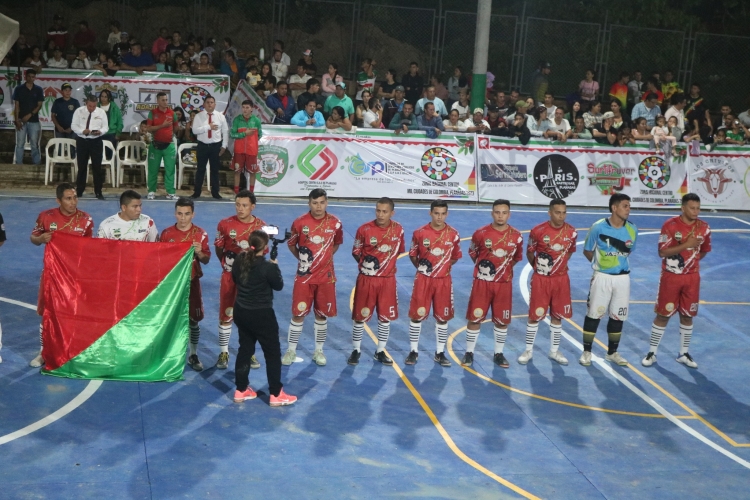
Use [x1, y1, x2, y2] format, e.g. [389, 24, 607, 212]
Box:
[641, 352, 657, 367]
[518, 349, 533, 365]
[188, 354, 204, 371]
[676, 352, 698, 368]
[405, 351, 419, 365]
[548, 350, 569, 365]
[250, 355, 261, 369]
[147, 192, 156, 200]
[605, 352, 629, 366]
[373, 351, 393, 366]
[347, 349, 361, 365]
[434, 351, 451, 367]
[166, 193, 179, 201]
[270, 389, 297, 407]
[312, 349, 327, 366]
[461, 352, 474, 367]
[579, 351, 592, 366]
[233, 387, 257, 402]
[281, 349, 296, 366]
[493, 353, 510, 368]
[29, 353, 44, 368]
[216, 352, 229, 369]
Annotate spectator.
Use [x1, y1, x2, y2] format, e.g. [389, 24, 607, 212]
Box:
[667, 116, 683, 142]
[389, 101, 417, 134]
[509, 88, 521, 106]
[486, 106, 505, 129]
[361, 96, 384, 129]
[531, 61, 551, 105]
[356, 58, 377, 105]
[72, 21, 96, 51]
[105, 56, 120, 76]
[564, 100, 584, 124]
[528, 106, 551, 137]
[98, 89, 123, 152]
[465, 108, 491, 133]
[271, 49, 288, 80]
[712, 128, 727, 146]
[178, 61, 192, 75]
[288, 63, 311, 100]
[402, 61, 424, 105]
[738, 101, 750, 128]
[92, 52, 109, 74]
[609, 71, 630, 109]
[383, 85, 406, 127]
[13, 69, 44, 165]
[10, 34, 32, 66]
[321, 63, 343, 97]
[377, 68, 399, 100]
[325, 106, 353, 132]
[221, 37, 237, 62]
[542, 92, 556, 116]
[172, 107, 187, 142]
[628, 70, 644, 106]
[46, 14, 68, 51]
[46, 47, 68, 69]
[451, 88, 471, 120]
[246, 66, 261, 87]
[221, 50, 246, 89]
[610, 100, 627, 130]
[323, 82, 355, 122]
[664, 93, 687, 132]
[266, 81, 296, 124]
[107, 21, 122, 48]
[260, 76, 277, 100]
[202, 37, 216, 62]
[631, 93, 660, 127]
[23, 46, 46, 72]
[651, 115, 677, 153]
[291, 100, 325, 127]
[42, 39, 57, 62]
[725, 116, 749, 144]
[355, 90, 373, 126]
[296, 79, 325, 112]
[632, 117, 654, 141]
[193, 53, 214, 74]
[300, 49, 317, 76]
[593, 111, 617, 145]
[505, 99, 530, 123]
[120, 42, 156, 74]
[579, 69, 599, 106]
[259, 62, 272, 80]
[616, 125, 636, 147]
[70, 49, 92, 69]
[271, 40, 291, 67]
[113, 32, 130, 64]
[417, 102, 444, 138]
[661, 70, 681, 102]
[641, 77, 663, 105]
[583, 101, 603, 129]
[447, 66, 468, 104]
[571, 115, 592, 139]
[167, 32, 187, 59]
[155, 52, 170, 72]
[716, 104, 733, 130]
[430, 75, 449, 101]
[51, 83, 80, 139]
[525, 96, 536, 109]
[443, 108, 468, 132]
[151, 28, 169, 59]
[506, 111, 531, 144]
[548, 107, 572, 142]
[494, 91, 510, 117]
[415, 85, 448, 117]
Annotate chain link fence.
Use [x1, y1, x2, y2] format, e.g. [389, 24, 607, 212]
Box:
[690, 33, 750, 110]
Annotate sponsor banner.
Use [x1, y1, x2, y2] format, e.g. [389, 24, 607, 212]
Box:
[0, 67, 229, 132]
[255, 127, 478, 201]
[687, 146, 750, 210]
[477, 137, 689, 207]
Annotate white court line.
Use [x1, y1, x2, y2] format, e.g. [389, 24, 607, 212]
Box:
[0, 296, 103, 446]
[518, 232, 750, 470]
[732, 217, 750, 227]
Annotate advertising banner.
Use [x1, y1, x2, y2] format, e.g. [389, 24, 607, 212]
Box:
[686, 144, 750, 210]
[255, 127, 478, 201]
[0, 67, 229, 133]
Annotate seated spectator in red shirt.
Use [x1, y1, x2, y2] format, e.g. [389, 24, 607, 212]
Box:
[641, 77, 663, 106]
[46, 15, 68, 51]
[72, 21, 96, 51]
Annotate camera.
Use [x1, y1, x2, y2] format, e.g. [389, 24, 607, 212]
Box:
[262, 225, 291, 260]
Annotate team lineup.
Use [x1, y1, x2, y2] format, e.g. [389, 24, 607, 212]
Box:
[26, 183, 712, 391]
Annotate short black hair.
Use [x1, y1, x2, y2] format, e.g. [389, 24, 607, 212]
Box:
[204, 95, 215, 103]
[309, 188, 327, 201]
[549, 198, 566, 208]
[376, 197, 394, 210]
[619, 71, 630, 79]
[120, 189, 141, 207]
[241, 99, 253, 106]
[492, 199, 510, 209]
[609, 193, 631, 212]
[266, 75, 277, 86]
[306, 78, 320, 90]
[410, 61, 418, 66]
[645, 92, 659, 102]
[175, 196, 194, 211]
[236, 189, 257, 204]
[26, 69, 37, 77]
[86, 95, 98, 103]
[671, 92, 686, 105]
[56, 182, 76, 200]
[430, 199, 448, 211]
[276, 80, 287, 88]
[682, 193, 701, 205]
[156, 91, 167, 100]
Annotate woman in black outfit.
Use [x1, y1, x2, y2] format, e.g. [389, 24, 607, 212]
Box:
[232, 230, 297, 406]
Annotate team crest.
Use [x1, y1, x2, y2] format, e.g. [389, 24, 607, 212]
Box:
[225, 307, 234, 317]
[543, 235, 550, 244]
[378, 244, 392, 253]
[302, 226, 310, 235]
[473, 308, 484, 318]
[484, 238, 492, 249]
[550, 243, 564, 252]
[666, 302, 675, 312]
[113, 228, 121, 238]
[297, 302, 307, 312]
[361, 307, 371, 318]
[417, 307, 426, 317]
[430, 247, 444, 256]
[50, 222, 58, 231]
[229, 229, 237, 239]
[492, 248, 507, 258]
[239, 240, 249, 250]
[535, 307, 545, 317]
[310, 235, 325, 244]
[625, 240, 633, 248]
[675, 231, 682, 241]
[370, 236, 378, 246]
[423, 238, 430, 247]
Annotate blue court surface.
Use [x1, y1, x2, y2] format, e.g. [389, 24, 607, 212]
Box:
[1, 192, 749, 500]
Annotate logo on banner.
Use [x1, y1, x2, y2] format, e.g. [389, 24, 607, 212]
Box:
[587, 161, 634, 195]
[257, 145, 289, 187]
[0, 86, 4, 107]
[533, 154, 580, 199]
[296, 144, 337, 180]
[639, 156, 671, 189]
[180, 86, 210, 113]
[480, 164, 527, 183]
[693, 158, 737, 204]
[136, 89, 170, 111]
[345, 154, 385, 177]
[421, 147, 457, 181]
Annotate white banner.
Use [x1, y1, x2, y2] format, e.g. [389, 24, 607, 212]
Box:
[0, 67, 229, 133]
[476, 136, 689, 208]
[225, 80, 275, 127]
[255, 127, 478, 201]
[687, 144, 750, 210]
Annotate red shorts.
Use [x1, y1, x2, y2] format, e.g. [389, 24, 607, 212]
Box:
[655, 271, 700, 317]
[189, 278, 204, 323]
[408, 273, 453, 322]
[232, 153, 258, 173]
[528, 273, 572, 321]
[466, 279, 512, 324]
[352, 274, 398, 322]
[292, 281, 337, 318]
[219, 272, 237, 322]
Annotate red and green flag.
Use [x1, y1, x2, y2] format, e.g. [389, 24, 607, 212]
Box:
[41, 233, 193, 382]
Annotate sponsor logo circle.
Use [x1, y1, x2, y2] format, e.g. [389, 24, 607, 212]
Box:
[639, 156, 671, 189]
[535, 307, 545, 317]
[421, 147, 457, 181]
[666, 302, 675, 312]
[180, 86, 210, 113]
[297, 302, 307, 312]
[533, 154, 580, 199]
[473, 308, 484, 318]
[361, 307, 371, 317]
[417, 307, 426, 317]
[225, 307, 234, 317]
[692, 158, 737, 205]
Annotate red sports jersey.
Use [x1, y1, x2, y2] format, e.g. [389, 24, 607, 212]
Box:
[468, 224, 523, 283]
[658, 216, 712, 275]
[527, 221, 578, 276]
[32, 208, 94, 238]
[215, 215, 267, 273]
[352, 220, 405, 277]
[409, 223, 462, 279]
[160, 224, 210, 279]
[288, 212, 344, 284]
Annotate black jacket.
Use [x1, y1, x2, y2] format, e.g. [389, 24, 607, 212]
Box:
[231, 254, 283, 310]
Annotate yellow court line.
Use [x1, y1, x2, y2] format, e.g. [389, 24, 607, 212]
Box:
[563, 317, 750, 447]
[571, 299, 750, 306]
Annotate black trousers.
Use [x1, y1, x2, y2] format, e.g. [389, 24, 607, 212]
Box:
[75, 137, 104, 196]
[234, 306, 283, 396]
[194, 141, 221, 197]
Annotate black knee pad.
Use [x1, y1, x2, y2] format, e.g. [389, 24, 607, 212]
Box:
[607, 318, 624, 334]
[583, 316, 600, 333]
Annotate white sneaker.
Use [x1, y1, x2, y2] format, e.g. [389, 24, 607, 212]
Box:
[147, 192, 156, 200]
[676, 353, 698, 368]
[312, 349, 327, 366]
[281, 349, 296, 366]
[517, 349, 533, 364]
[605, 352, 629, 366]
[579, 351, 592, 366]
[166, 193, 179, 200]
[641, 352, 657, 367]
[548, 350, 568, 365]
[29, 353, 44, 368]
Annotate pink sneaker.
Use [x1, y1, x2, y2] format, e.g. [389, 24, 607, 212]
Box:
[269, 389, 297, 407]
[233, 387, 257, 402]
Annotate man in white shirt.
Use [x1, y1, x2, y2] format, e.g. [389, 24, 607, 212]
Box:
[98, 190, 159, 241]
[191, 96, 228, 200]
[464, 108, 491, 133]
[664, 93, 686, 131]
[287, 63, 311, 100]
[547, 108, 572, 142]
[415, 85, 448, 117]
[271, 49, 288, 80]
[543, 92, 557, 117]
[46, 47, 69, 69]
[71, 95, 109, 200]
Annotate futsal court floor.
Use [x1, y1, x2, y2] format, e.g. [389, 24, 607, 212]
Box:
[1, 192, 749, 499]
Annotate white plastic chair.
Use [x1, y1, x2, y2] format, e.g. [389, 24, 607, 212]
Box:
[116, 141, 148, 187]
[84, 140, 117, 187]
[44, 138, 77, 185]
[176, 142, 209, 190]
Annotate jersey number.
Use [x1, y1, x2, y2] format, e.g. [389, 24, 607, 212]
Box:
[618, 307, 628, 317]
